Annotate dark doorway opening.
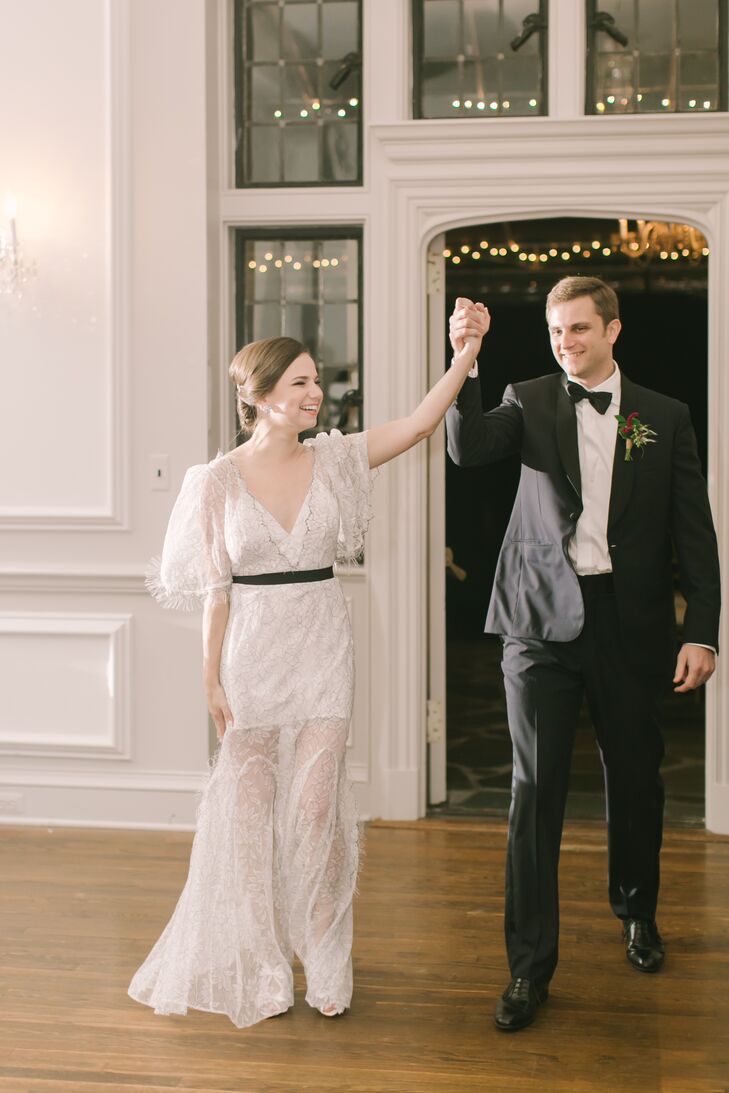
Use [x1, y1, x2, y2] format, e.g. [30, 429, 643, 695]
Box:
[440, 216, 708, 826]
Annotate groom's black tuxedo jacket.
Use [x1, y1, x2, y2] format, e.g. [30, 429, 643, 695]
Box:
[445, 371, 721, 676]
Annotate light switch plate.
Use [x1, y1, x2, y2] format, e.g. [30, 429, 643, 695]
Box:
[150, 454, 170, 491]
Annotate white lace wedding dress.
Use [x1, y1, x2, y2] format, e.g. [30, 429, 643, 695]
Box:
[128, 429, 374, 1029]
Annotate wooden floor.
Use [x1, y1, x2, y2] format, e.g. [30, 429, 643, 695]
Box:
[1, 820, 728, 1093]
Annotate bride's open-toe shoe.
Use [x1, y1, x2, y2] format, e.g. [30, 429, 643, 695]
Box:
[318, 1003, 346, 1017]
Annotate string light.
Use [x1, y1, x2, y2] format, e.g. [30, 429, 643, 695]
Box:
[452, 255, 461, 264]
[472, 251, 481, 259]
[442, 248, 452, 258]
[312, 101, 321, 111]
[460, 244, 470, 254]
[293, 261, 302, 270]
[349, 97, 359, 107]
[572, 243, 581, 253]
[480, 240, 489, 249]
[503, 100, 510, 109]
[561, 252, 570, 260]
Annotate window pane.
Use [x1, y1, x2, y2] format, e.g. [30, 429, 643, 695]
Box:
[236, 232, 362, 435]
[249, 4, 279, 61]
[248, 127, 281, 181]
[281, 2, 318, 59]
[283, 125, 320, 182]
[250, 65, 280, 122]
[588, 0, 726, 114]
[415, 0, 547, 117]
[424, 1, 461, 56]
[235, 1, 362, 185]
[678, 0, 719, 50]
[322, 1, 358, 56]
[322, 121, 358, 180]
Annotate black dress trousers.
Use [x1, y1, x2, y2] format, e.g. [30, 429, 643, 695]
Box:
[500, 576, 667, 984]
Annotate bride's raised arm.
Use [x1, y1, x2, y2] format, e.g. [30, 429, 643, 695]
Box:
[365, 299, 490, 470]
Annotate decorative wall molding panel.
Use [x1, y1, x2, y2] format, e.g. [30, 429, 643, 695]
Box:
[0, 612, 132, 759]
[0, 564, 146, 596]
[0, 0, 130, 531]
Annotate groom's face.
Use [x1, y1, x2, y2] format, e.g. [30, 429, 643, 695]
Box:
[547, 296, 621, 386]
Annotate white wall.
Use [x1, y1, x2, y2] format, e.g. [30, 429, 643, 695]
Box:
[0, 0, 212, 828]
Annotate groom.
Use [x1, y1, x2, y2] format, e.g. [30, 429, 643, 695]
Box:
[446, 277, 720, 1031]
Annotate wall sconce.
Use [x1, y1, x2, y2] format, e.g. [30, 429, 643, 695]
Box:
[0, 193, 37, 298]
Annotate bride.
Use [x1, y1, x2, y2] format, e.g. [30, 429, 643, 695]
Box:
[129, 306, 490, 1028]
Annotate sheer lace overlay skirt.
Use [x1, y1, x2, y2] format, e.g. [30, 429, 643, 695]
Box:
[128, 717, 358, 1028]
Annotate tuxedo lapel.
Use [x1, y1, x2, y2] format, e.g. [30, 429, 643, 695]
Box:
[608, 376, 636, 531]
[555, 381, 581, 500]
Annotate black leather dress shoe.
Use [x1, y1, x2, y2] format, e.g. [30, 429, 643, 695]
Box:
[494, 977, 549, 1032]
[623, 919, 665, 973]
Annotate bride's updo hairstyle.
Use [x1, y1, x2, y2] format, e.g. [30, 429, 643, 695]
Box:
[229, 336, 307, 434]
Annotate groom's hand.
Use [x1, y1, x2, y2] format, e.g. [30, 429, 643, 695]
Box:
[673, 643, 716, 693]
[450, 297, 490, 356]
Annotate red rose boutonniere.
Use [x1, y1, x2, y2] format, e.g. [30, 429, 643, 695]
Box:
[616, 411, 657, 462]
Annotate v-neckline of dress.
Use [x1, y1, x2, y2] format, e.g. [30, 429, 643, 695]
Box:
[223, 448, 317, 539]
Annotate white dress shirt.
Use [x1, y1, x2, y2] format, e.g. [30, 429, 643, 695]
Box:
[567, 363, 621, 576]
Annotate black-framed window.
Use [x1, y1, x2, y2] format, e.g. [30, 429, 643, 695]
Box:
[413, 0, 548, 118]
[234, 0, 362, 187]
[586, 0, 728, 114]
[234, 228, 363, 436]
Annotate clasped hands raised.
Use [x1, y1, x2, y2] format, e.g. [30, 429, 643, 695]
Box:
[450, 297, 490, 364]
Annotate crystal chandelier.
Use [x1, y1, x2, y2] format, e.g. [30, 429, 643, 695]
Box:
[612, 219, 709, 262]
[0, 194, 37, 298]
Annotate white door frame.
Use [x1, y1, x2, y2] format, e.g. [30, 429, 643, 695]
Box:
[368, 114, 729, 832]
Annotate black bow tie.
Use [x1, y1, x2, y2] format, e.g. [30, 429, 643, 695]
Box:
[567, 382, 612, 415]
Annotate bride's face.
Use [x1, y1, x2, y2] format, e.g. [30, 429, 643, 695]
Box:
[261, 352, 323, 430]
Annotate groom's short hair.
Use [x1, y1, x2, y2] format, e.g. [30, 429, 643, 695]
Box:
[546, 276, 620, 327]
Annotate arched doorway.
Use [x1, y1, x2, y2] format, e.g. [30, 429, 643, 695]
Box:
[427, 215, 709, 825]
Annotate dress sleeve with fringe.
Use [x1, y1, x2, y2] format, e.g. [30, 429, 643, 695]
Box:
[146, 462, 232, 610]
[306, 429, 376, 566]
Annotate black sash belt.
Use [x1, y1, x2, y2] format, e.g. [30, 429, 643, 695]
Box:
[232, 567, 334, 586]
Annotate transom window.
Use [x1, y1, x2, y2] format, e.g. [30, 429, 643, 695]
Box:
[413, 0, 548, 118]
[234, 229, 362, 436]
[586, 0, 728, 114]
[234, 0, 362, 186]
